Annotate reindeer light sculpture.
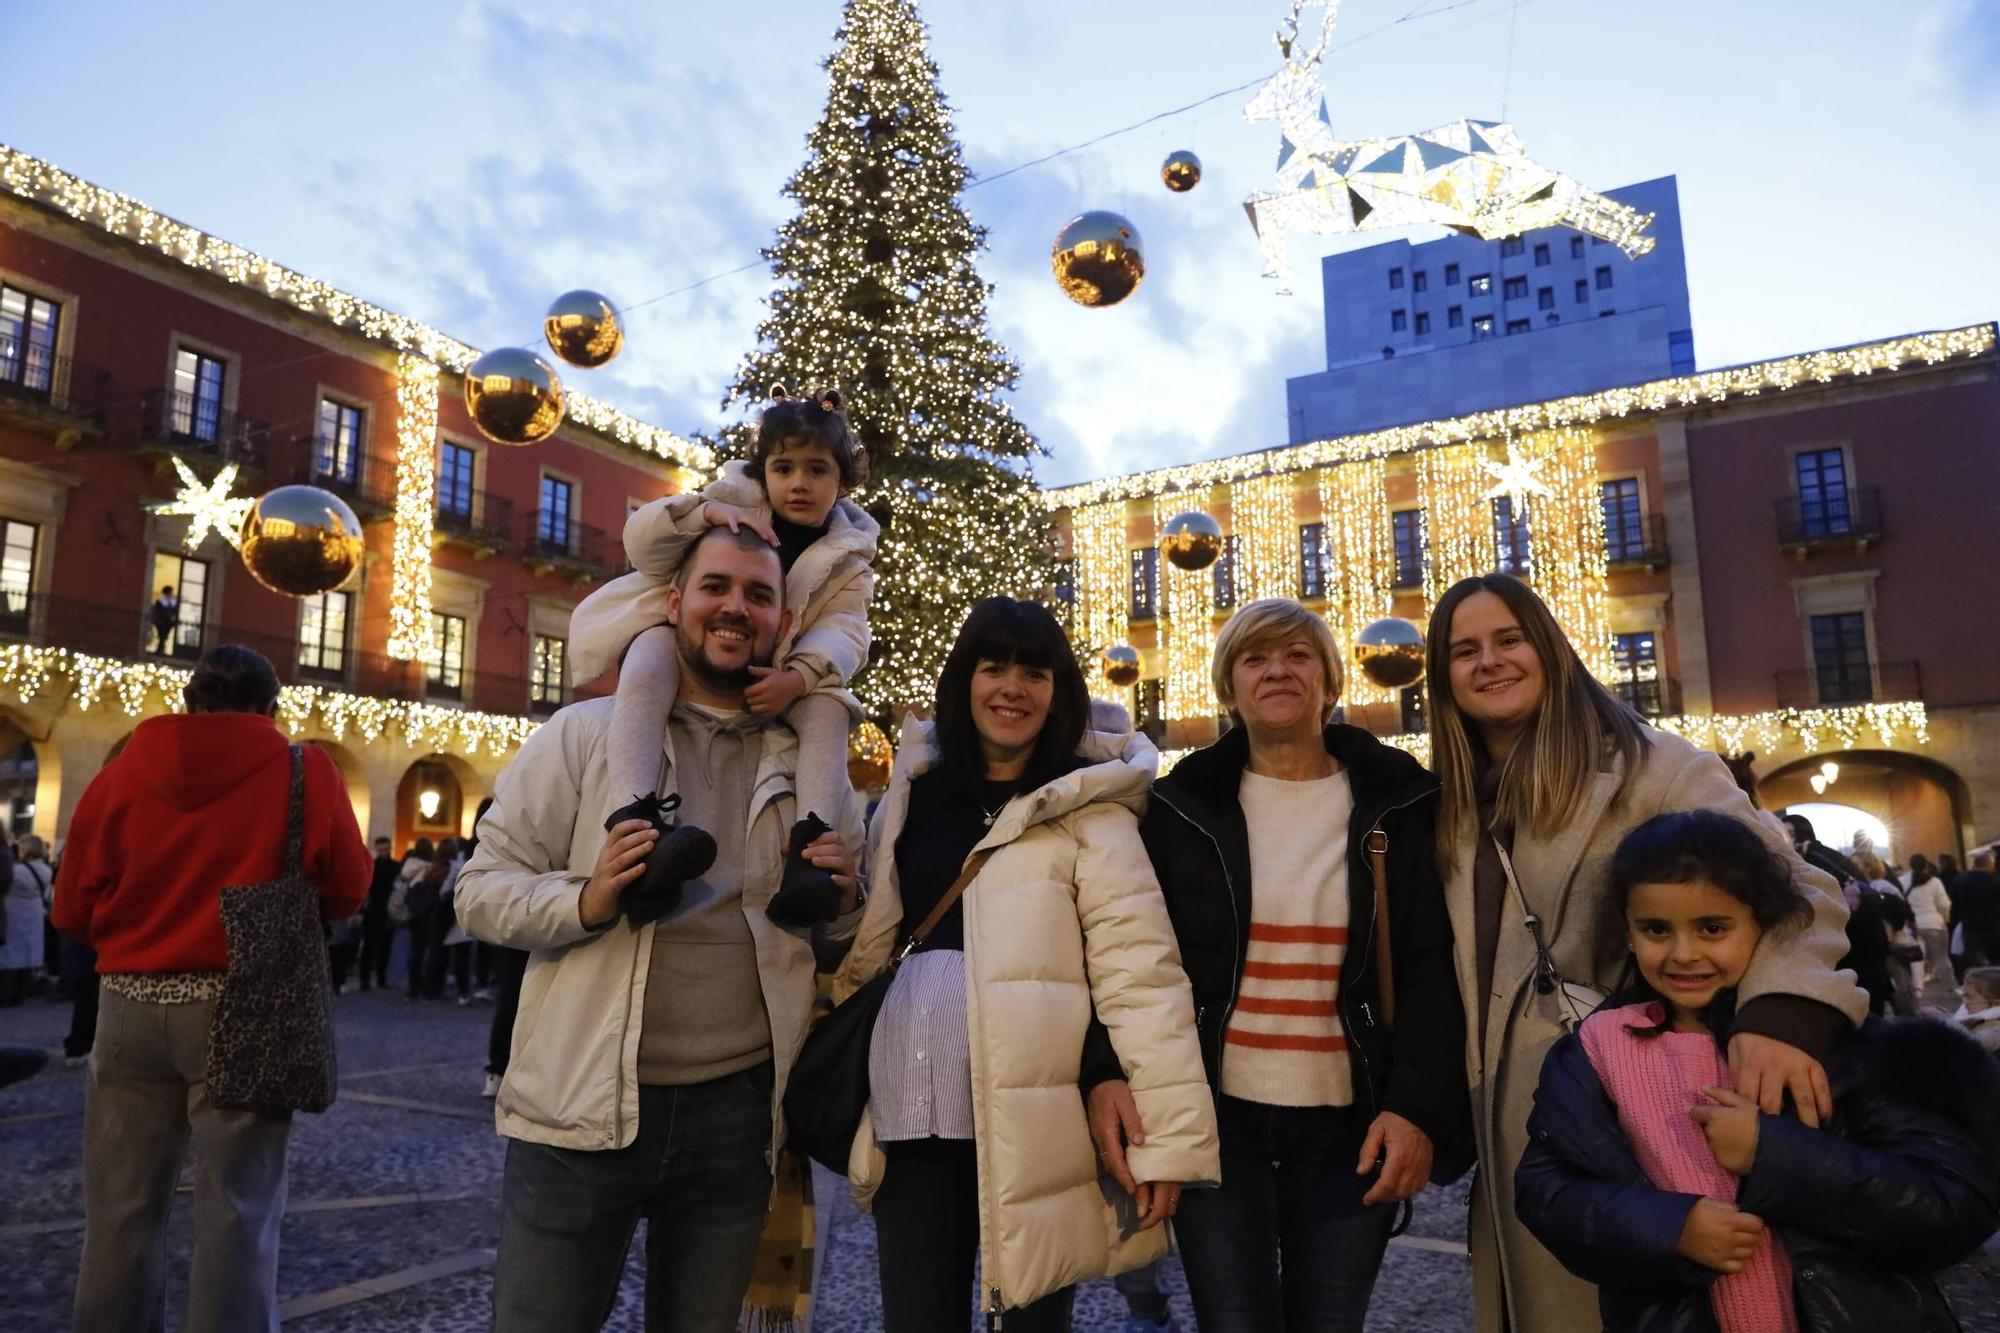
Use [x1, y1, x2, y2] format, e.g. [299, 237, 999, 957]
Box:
[1243, 1, 1657, 293]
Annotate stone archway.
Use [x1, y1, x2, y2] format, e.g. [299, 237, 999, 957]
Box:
[1763, 748, 1969, 864]
[0, 708, 57, 841]
[393, 752, 484, 854]
[307, 737, 371, 837]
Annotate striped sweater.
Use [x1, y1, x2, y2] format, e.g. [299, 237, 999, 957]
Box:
[1222, 767, 1354, 1108]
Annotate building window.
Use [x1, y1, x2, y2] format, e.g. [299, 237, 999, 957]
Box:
[1600, 478, 1645, 560]
[1810, 612, 1871, 704]
[538, 475, 575, 551]
[1298, 523, 1327, 599]
[298, 589, 350, 677]
[1213, 535, 1241, 610]
[1414, 311, 1431, 336]
[1533, 242, 1551, 267]
[1599, 308, 1616, 317]
[1390, 509, 1424, 588]
[1575, 279, 1589, 304]
[0, 284, 61, 395]
[1794, 448, 1852, 537]
[1390, 309, 1408, 332]
[1545, 313, 1560, 325]
[1412, 269, 1428, 294]
[1388, 266, 1405, 290]
[171, 348, 227, 442]
[147, 551, 208, 657]
[316, 399, 365, 486]
[1468, 274, 1492, 296]
[1492, 498, 1531, 576]
[438, 441, 476, 519]
[1053, 558, 1076, 605]
[1444, 263, 1461, 286]
[531, 634, 567, 709]
[0, 518, 37, 625]
[1399, 685, 1426, 735]
[1503, 276, 1528, 300]
[1595, 265, 1614, 290]
[1136, 679, 1166, 737]
[1447, 306, 1463, 329]
[427, 611, 467, 696]
[1471, 314, 1495, 339]
[1612, 631, 1663, 716]
[1668, 329, 1696, 375]
[1505, 318, 1532, 335]
[1537, 286, 1555, 311]
[1129, 547, 1159, 620]
[1501, 236, 1524, 257]
[1570, 236, 1585, 259]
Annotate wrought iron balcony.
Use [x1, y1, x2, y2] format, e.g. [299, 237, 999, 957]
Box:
[1775, 486, 1883, 553]
[1612, 674, 1681, 719]
[1604, 512, 1670, 569]
[0, 345, 110, 431]
[1775, 660, 1922, 709]
[139, 388, 269, 467]
[435, 490, 515, 551]
[294, 439, 398, 514]
[523, 511, 607, 580]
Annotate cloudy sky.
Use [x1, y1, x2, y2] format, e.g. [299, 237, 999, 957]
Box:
[6, 1, 1997, 485]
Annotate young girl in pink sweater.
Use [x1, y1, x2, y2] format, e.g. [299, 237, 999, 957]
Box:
[1516, 810, 2000, 1333]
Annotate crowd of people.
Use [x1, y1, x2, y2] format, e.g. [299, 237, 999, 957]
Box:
[9, 388, 2000, 1333]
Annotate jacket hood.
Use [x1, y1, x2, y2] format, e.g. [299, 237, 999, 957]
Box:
[1839, 1016, 2000, 1174]
[716, 459, 880, 561]
[116, 712, 290, 811]
[1158, 721, 1436, 821]
[891, 701, 1157, 845]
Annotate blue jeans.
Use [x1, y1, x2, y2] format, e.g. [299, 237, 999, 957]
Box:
[1173, 1095, 1396, 1332]
[493, 1062, 776, 1332]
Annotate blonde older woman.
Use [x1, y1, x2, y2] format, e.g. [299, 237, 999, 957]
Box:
[1088, 598, 1469, 1332]
[1424, 573, 1865, 1333]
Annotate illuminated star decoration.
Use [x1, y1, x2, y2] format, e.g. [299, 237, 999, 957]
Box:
[155, 458, 255, 551]
[1242, 1, 1658, 292]
[1481, 440, 1554, 518]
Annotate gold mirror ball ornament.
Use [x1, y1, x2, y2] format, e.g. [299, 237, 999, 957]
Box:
[1052, 211, 1145, 308]
[1161, 150, 1202, 193]
[1160, 511, 1224, 571]
[464, 347, 565, 447]
[1354, 616, 1426, 690]
[1101, 643, 1143, 688]
[239, 485, 365, 597]
[544, 289, 624, 369]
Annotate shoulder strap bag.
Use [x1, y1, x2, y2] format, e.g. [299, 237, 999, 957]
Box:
[1492, 836, 1605, 1033]
[207, 746, 340, 1113]
[782, 846, 995, 1174]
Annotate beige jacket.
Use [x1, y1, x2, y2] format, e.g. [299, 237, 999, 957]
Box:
[1453, 727, 1868, 1333]
[455, 697, 862, 1154]
[834, 715, 1220, 1312]
[568, 461, 878, 696]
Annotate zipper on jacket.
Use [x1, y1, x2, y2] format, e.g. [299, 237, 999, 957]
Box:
[1148, 788, 1244, 1078]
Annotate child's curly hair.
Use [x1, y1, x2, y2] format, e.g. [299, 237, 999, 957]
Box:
[749, 386, 868, 490]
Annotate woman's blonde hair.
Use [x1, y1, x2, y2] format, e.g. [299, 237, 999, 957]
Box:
[1212, 598, 1344, 723]
[1425, 573, 1648, 868]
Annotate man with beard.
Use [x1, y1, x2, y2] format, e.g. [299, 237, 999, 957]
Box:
[456, 525, 864, 1332]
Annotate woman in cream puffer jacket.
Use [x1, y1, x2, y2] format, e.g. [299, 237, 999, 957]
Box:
[833, 598, 1218, 1328]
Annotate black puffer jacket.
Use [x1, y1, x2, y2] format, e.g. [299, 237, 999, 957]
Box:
[1516, 1015, 2000, 1332]
[1084, 723, 1472, 1179]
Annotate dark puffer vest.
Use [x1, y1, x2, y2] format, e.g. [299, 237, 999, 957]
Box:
[1516, 1014, 2000, 1332]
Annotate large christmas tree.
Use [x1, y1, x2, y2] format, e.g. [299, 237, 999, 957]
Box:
[726, 0, 1053, 721]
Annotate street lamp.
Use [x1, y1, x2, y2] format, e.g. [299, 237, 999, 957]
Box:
[418, 788, 442, 821]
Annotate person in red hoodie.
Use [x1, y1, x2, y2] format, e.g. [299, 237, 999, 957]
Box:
[52, 644, 370, 1333]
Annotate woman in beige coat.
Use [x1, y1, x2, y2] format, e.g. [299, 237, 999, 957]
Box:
[1424, 573, 1867, 1333]
[835, 597, 1218, 1331]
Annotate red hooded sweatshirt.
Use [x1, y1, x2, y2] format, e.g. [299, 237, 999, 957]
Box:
[52, 712, 371, 975]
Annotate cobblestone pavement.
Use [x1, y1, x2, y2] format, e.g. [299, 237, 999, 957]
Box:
[2, 977, 1994, 1330]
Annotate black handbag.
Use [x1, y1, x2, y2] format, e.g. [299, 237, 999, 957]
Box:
[783, 847, 993, 1173]
[207, 747, 340, 1114]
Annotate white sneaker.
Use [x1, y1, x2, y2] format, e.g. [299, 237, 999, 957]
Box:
[481, 1072, 502, 1099]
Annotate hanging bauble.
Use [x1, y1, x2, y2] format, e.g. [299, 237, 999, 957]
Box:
[1102, 644, 1143, 688]
[847, 720, 893, 790]
[543, 290, 624, 369]
[1355, 617, 1426, 690]
[239, 485, 365, 598]
[1161, 150, 1202, 193]
[1052, 211, 1145, 308]
[464, 348, 564, 446]
[1161, 511, 1224, 571]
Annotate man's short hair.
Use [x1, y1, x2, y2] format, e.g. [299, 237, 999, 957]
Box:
[673, 523, 782, 591]
[374, 836, 391, 847]
[1964, 966, 2000, 1002]
[1975, 851, 1996, 872]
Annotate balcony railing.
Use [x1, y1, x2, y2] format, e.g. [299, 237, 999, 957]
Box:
[139, 388, 270, 467]
[523, 511, 607, 579]
[1612, 674, 1681, 719]
[293, 440, 398, 513]
[0, 345, 110, 426]
[435, 490, 515, 550]
[1775, 660, 1922, 709]
[1605, 512, 1670, 568]
[1775, 486, 1884, 552]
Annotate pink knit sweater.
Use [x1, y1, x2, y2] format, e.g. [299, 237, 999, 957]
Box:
[1580, 1003, 1798, 1333]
